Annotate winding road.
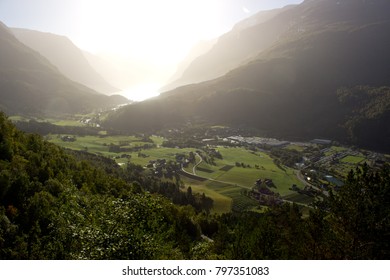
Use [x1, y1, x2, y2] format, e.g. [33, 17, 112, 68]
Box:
[192, 153, 202, 175]
[180, 154, 314, 207]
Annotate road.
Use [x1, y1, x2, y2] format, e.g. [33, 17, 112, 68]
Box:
[192, 153, 203, 175]
[180, 157, 312, 207]
[180, 153, 251, 190]
[295, 170, 329, 196]
[295, 170, 316, 188]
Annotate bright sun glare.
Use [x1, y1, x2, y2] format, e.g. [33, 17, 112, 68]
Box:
[73, 0, 229, 100]
[119, 83, 161, 102]
[77, 0, 224, 65]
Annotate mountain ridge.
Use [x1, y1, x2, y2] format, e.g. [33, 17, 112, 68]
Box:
[162, 4, 297, 91]
[11, 28, 119, 94]
[0, 21, 127, 116]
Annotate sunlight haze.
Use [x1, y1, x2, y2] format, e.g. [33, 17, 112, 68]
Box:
[0, 0, 304, 100]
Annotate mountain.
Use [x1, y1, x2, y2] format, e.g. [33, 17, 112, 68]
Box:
[160, 39, 217, 92]
[0, 21, 127, 116]
[11, 28, 119, 94]
[105, 0, 390, 152]
[162, 4, 296, 91]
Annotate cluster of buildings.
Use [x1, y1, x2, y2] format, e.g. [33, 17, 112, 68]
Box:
[221, 135, 338, 149]
[249, 178, 283, 206]
[224, 136, 290, 148]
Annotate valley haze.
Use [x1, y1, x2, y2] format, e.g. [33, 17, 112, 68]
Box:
[0, 0, 304, 101]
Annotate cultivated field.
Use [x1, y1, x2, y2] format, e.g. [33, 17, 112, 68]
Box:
[193, 147, 303, 196]
[49, 134, 311, 213]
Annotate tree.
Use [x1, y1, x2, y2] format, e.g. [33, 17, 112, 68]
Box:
[327, 163, 390, 259]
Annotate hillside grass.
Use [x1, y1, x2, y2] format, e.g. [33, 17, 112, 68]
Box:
[196, 146, 303, 196]
[181, 176, 261, 213]
[341, 155, 365, 164]
[48, 134, 151, 158]
[181, 177, 232, 214]
[324, 146, 348, 156]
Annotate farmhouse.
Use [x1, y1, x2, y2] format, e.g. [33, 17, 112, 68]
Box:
[60, 135, 76, 142]
[264, 179, 274, 187]
[290, 184, 300, 191]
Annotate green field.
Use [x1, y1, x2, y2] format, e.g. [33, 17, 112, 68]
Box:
[180, 146, 310, 212]
[284, 144, 306, 152]
[324, 146, 348, 156]
[50, 135, 309, 212]
[194, 147, 303, 196]
[50, 119, 85, 127]
[11, 115, 90, 127]
[181, 176, 261, 213]
[48, 134, 144, 156]
[182, 177, 233, 214]
[9, 115, 29, 122]
[340, 155, 365, 164]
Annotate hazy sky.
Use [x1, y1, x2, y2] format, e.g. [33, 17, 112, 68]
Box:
[0, 0, 303, 99]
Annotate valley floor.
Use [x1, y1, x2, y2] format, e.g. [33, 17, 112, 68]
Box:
[42, 123, 388, 213]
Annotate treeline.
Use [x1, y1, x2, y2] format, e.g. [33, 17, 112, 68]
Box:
[14, 119, 101, 136]
[1, 112, 389, 259]
[122, 162, 213, 213]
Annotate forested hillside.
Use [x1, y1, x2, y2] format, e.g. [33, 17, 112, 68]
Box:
[0, 112, 202, 259]
[1, 112, 389, 259]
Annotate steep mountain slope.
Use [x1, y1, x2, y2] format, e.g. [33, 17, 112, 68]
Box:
[162, 4, 296, 91]
[12, 28, 119, 94]
[0, 21, 127, 116]
[105, 0, 390, 152]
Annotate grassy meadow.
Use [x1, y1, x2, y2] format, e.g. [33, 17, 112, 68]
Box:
[49, 134, 310, 213]
[195, 147, 303, 195]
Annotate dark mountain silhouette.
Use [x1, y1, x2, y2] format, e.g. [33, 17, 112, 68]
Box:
[12, 28, 119, 94]
[105, 0, 390, 152]
[0, 21, 127, 116]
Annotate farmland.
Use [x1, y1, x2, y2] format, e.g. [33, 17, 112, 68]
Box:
[42, 117, 388, 214]
[47, 133, 312, 213]
[188, 147, 303, 196]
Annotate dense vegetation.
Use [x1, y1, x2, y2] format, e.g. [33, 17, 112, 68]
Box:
[0, 112, 203, 259]
[1, 112, 389, 259]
